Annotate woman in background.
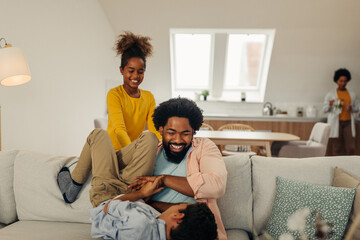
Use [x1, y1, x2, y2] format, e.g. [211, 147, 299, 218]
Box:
[107, 31, 161, 150]
[323, 68, 359, 155]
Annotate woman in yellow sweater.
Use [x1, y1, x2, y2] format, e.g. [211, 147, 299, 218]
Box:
[107, 31, 161, 150]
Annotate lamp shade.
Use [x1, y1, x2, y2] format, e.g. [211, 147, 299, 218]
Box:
[0, 46, 31, 86]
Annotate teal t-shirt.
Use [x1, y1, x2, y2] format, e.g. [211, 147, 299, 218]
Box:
[151, 147, 197, 204]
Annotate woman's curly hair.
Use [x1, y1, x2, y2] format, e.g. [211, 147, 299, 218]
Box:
[333, 68, 351, 83]
[114, 31, 153, 69]
[153, 97, 204, 132]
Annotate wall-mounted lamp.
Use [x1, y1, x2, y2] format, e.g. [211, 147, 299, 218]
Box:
[0, 37, 31, 86]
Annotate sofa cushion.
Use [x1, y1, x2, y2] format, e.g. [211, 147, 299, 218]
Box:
[13, 150, 92, 223]
[0, 220, 97, 240]
[333, 167, 360, 239]
[251, 155, 360, 234]
[226, 229, 250, 240]
[218, 155, 252, 232]
[265, 177, 355, 240]
[0, 150, 19, 224]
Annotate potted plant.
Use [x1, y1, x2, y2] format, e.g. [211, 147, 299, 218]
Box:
[201, 90, 209, 101]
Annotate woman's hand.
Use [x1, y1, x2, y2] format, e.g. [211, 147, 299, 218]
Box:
[329, 99, 335, 106]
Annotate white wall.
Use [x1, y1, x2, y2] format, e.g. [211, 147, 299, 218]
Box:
[99, 0, 360, 115]
[1, 0, 359, 155]
[0, 0, 119, 156]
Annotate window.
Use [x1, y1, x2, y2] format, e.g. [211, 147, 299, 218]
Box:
[170, 28, 275, 102]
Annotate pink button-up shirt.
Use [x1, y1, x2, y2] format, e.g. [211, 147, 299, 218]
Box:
[158, 137, 228, 240]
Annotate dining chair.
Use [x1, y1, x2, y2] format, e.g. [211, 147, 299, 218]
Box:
[217, 123, 258, 156]
[200, 123, 214, 131]
[277, 122, 331, 158]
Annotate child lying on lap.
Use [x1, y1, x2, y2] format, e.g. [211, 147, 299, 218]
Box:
[90, 177, 218, 240]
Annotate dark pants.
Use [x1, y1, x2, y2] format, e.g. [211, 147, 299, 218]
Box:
[331, 120, 355, 155]
[271, 141, 289, 157]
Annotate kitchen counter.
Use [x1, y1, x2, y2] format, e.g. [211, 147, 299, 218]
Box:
[204, 114, 327, 122]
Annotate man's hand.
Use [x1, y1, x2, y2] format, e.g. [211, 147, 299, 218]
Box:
[329, 99, 335, 107]
[103, 177, 164, 215]
[130, 175, 194, 197]
[128, 175, 165, 192]
[138, 176, 164, 198]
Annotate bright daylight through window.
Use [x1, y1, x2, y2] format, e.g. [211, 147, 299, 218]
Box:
[170, 29, 275, 102]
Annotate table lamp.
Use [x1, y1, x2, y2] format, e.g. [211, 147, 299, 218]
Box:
[0, 37, 32, 150]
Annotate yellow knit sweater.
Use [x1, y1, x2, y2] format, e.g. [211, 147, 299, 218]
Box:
[107, 85, 161, 150]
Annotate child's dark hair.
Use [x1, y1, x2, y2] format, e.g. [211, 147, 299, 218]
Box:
[152, 97, 204, 132]
[115, 31, 153, 69]
[334, 68, 351, 82]
[170, 203, 218, 240]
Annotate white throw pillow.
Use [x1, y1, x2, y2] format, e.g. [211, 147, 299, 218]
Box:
[0, 150, 19, 224]
[13, 150, 92, 223]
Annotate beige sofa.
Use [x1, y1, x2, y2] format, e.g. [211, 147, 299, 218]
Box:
[0, 149, 359, 240]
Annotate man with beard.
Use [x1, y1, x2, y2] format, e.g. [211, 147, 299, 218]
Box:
[57, 97, 227, 240]
[130, 97, 228, 240]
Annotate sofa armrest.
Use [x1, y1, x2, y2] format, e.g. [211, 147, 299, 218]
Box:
[0, 150, 19, 225]
[278, 144, 326, 158]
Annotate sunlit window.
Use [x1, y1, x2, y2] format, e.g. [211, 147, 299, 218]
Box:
[174, 34, 211, 89]
[224, 34, 265, 88]
[170, 29, 275, 102]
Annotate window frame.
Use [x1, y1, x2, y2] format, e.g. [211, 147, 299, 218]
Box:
[170, 28, 276, 102]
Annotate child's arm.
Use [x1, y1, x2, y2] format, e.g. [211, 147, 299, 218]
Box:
[103, 176, 164, 214]
[147, 200, 179, 212]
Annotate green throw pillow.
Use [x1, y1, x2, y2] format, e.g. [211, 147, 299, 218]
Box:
[265, 177, 355, 240]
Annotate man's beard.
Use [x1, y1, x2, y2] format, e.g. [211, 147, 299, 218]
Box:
[163, 141, 192, 164]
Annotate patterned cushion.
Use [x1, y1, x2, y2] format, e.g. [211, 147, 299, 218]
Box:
[265, 177, 355, 239]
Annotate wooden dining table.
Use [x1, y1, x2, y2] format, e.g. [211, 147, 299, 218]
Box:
[194, 130, 300, 157]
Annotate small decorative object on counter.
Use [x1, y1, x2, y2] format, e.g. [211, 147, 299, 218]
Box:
[201, 90, 209, 101]
[306, 106, 317, 118]
[241, 92, 246, 102]
[263, 102, 274, 116]
[194, 92, 201, 101]
[296, 107, 304, 117]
